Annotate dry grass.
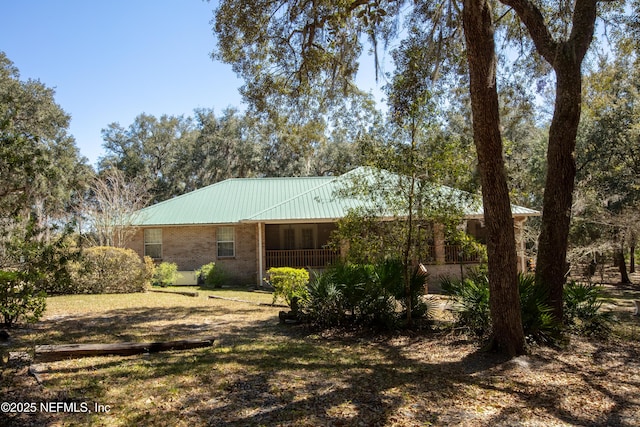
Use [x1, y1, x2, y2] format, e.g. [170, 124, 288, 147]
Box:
[1, 286, 639, 426]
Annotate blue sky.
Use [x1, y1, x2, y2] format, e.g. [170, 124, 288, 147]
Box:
[1, 1, 384, 168]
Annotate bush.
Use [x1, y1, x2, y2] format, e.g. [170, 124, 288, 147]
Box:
[72, 246, 153, 293]
[303, 271, 346, 327]
[380, 260, 431, 321]
[441, 270, 491, 337]
[519, 274, 560, 344]
[0, 270, 46, 328]
[564, 281, 613, 337]
[5, 225, 79, 296]
[442, 272, 560, 343]
[300, 260, 430, 330]
[153, 262, 179, 287]
[196, 262, 227, 289]
[268, 267, 310, 308]
[357, 260, 400, 329]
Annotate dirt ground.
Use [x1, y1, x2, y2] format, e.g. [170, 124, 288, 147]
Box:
[1, 281, 639, 427]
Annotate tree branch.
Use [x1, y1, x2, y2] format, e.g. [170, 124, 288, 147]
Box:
[569, 0, 599, 62]
[498, 0, 559, 64]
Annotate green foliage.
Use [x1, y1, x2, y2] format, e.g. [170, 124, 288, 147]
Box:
[405, 265, 431, 319]
[303, 271, 346, 328]
[0, 270, 46, 328]
[72, 246, 152, 294]
[322, 261, 372, 316]
[144, 256, 156, 282]
[0, 52, 91, 227]
[344, 262, 398, 329]
[563, 282, 613, 337]
[442, 272, 561, 343]
[98, 102, 377, 202]
[301, 260, 430, 330]
[153, 262, 179, 287]
[441, 271, 491, 337]
[196, 262, 227, 289]
[3, 220, 80, 296]
[268, 267, 310, 308]
[518, 274, 559, 344]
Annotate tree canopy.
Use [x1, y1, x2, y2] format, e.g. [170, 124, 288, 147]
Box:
[0, 51, 90, 236]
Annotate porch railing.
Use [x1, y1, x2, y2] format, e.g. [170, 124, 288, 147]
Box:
[266, 246, 481, 269]
[423, 244, 483, 264]
[266, 249, 341, 269]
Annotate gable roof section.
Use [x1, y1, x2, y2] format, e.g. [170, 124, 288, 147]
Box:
[133, 167, 539, 226]
[135, 176, 335, 226]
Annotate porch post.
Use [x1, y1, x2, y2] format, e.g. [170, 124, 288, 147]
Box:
[257, 222, 264, 286]
[434, 223, 446, 264]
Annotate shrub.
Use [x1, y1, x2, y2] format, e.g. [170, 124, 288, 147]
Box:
[518, 274, 560, 344]
[144, 256, 157, 283]
[442, 272, 560, 343]
[268, 267, 310, 308]
[379, 260, 431, 321]
[441, 270, 491, 337]
[300, 260, 430, 330]
[324, 262, 371, 317]
[196, 262, 227, 289]
[0, 270, 46, 328]
[564, 281, 613, 337]
[72, 246, 152, 293]
[303, 271, 346, 327]
[153, 262, 179, 287]
[6, 225, 79, 296]
[356, 274, 397, 329]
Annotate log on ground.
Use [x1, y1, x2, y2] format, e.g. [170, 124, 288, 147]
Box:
[34, 337, 215, 362]
[149, 289, 199, 297]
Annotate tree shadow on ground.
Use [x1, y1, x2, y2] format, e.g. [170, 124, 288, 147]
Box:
[2, 298, 640, 426]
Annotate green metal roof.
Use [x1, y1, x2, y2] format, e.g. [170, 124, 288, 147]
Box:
[133, 167, 539, 226]
[135, 176, 335, 226]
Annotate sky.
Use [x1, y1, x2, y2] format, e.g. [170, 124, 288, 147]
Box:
[1, 1, 243, 167]
[1, 1, 385, 168]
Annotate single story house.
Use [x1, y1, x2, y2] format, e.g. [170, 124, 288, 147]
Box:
[126, 167, 539, 287]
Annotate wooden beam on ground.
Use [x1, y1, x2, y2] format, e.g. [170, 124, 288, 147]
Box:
[208, 294, 288, 307]
[34, 337, 215, 362]
[149, 289, 199, 297]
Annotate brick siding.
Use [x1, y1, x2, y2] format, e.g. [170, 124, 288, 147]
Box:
[127, 224, 258, 285]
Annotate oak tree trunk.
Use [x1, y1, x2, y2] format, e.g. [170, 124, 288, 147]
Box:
[499, 0, 599, 326]
[535, 57, 582, 321]
[615, 248, 632, 285]
[463, 0, 525, 357]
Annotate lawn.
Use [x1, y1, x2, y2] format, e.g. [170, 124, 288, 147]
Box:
[1, 286, 640, 426]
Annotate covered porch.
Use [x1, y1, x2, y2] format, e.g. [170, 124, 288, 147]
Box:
[262, 223, 340, 270]
[254, 217, 530, 285]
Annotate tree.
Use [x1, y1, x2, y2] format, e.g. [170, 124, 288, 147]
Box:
[572, 43, 640, 283]
[81, 168, 150, 248]
[0, 52, 90, 225]
[213, 0, 529, 354]
[462, 0, 525, 354]
[211, 0, 634, 351]
[99, 113, 197, 202]
[497, 0, 605, 326]
[186, 107, 261, 186]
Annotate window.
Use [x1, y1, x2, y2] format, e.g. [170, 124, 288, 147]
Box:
[283, 228, 295, 250]
[217, 226, 235, 257]
[144, 229, 162, 259]
[301, 228, 314, 249]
